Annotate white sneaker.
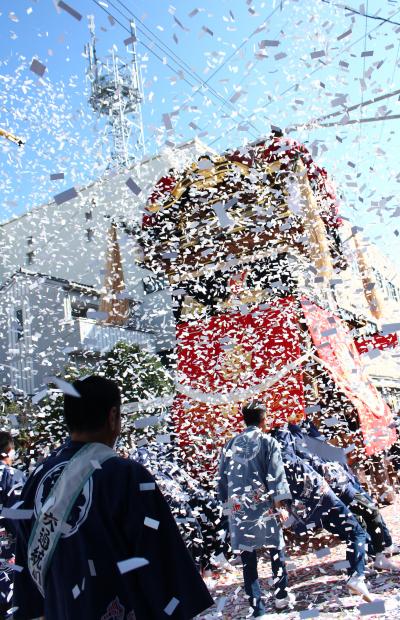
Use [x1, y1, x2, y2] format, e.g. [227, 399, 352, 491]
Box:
[274, 592, 296, 609]
[347, 574, 374, 602]
[374, 552, 399, 571]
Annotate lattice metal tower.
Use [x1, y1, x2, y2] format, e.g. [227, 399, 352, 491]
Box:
[86, 15, 145, 168]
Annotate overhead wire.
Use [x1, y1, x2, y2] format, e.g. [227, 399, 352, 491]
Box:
[114, 0, 284, 104]
[208, 3, 400, 147]
[286, 87, 400, 131]
[320, 0, 400, 27]
[355, 0, 369, 174]
[369, 37, 400, 173]
[110, 0, 263, 138]
[196, 5, 295, 145]
[91, 0, 264, 140]
[103, 1, 295, 145]
[317, 113, 400, 128]
[200, 3, 284, 85]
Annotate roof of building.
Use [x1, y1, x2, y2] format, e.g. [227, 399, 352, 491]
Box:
[0, 267, 99, 295]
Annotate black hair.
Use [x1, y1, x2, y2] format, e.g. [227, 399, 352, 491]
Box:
[242, 401, 266, 427]
[0, 431, 14, 457]
[64, 375, 121, 433]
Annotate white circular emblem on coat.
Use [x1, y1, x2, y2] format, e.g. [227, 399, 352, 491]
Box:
[34, 461, 93, 537]
[231, 430, 261, 464]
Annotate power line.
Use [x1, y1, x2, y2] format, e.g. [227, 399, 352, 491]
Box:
[287, 87, 400, 132]
[355, 0, 369, 182]
[370, 37, 400, 172]
[90, 0, 200, 93]
[115, 0, 283, 93]
[91, 0, 263, 140]
[321, 0, 400, 27]
[195, 6, 295, 143]
[318, 113, 400, 128]
[208, 3, 400, 147]
[202, 4, 284, 85]
[269, 4, 400, 111]
[110, 0, 264, 136]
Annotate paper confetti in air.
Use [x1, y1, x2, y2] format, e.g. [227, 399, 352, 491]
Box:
[53, 187, 78, 205]
[299, 610, 320, 619]
[47, 377, 81, 397]
[124, 35, 136, 45]
[315, 547, 330, 558]
[88, 559, 96, 576]
[259, 40, 280, 48]
[164, 597, 179, 616]
[31, 388, 48, 405]
[1, 508, 33, 520]
[125, 177, 142, 196]
[144, 516, 159, 529]
[117, 557, 149, 574]
[139, 482, 156, 491]
[134, 415, 161, 429]
[57, 1, 82, 20]
[30, 59, 46, 77]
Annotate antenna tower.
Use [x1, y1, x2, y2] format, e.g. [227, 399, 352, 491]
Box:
[86, 16, 145, 168]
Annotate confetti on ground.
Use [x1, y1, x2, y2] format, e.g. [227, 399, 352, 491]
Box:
[197, 502, 400, 619]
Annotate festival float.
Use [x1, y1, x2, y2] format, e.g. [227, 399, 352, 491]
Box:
[138, 135, 397, 488]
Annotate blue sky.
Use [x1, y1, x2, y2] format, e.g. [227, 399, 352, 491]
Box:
[1, 0, 400, 267]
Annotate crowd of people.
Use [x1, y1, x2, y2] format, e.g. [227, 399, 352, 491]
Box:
[0, 375, 398, 619]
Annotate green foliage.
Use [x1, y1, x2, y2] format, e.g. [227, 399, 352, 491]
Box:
[16, 343, 175, 454]
[0, 388, 24, 431]
[101, 342, 174, 403]
[29, 363, 94, 450]
[100, 342, 175, 447]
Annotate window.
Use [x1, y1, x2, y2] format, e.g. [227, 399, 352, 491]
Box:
[86, 228, 94, 242]
[15, 308, 24, 341]
[71, 302, 87, 318]
[71, 301, 99, 318]
[26, 251, 34, 265]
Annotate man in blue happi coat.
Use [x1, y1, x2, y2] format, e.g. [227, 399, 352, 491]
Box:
[132, 441, 230, 574]
[13, 376, 213, 620]
[288, 420, 399, 571]
[0, 431, 25, 619]
[271, 423, 376, 601]
[218, 401, 295, 618]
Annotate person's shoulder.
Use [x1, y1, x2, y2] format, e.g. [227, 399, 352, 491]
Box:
[103, 455, 154, 480]
[261, 433, 281, 449]
[222, 433, 241, 451]
[8, 465, 26, 482]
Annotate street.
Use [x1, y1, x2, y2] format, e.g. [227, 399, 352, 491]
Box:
[199, 500, 400, 619]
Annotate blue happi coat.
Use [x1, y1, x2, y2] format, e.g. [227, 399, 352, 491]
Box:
[13, 440, 213, 620]
[0, 462, 25, 614]
[288, 423, 357, 505]
[218, 426, 291, 551]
